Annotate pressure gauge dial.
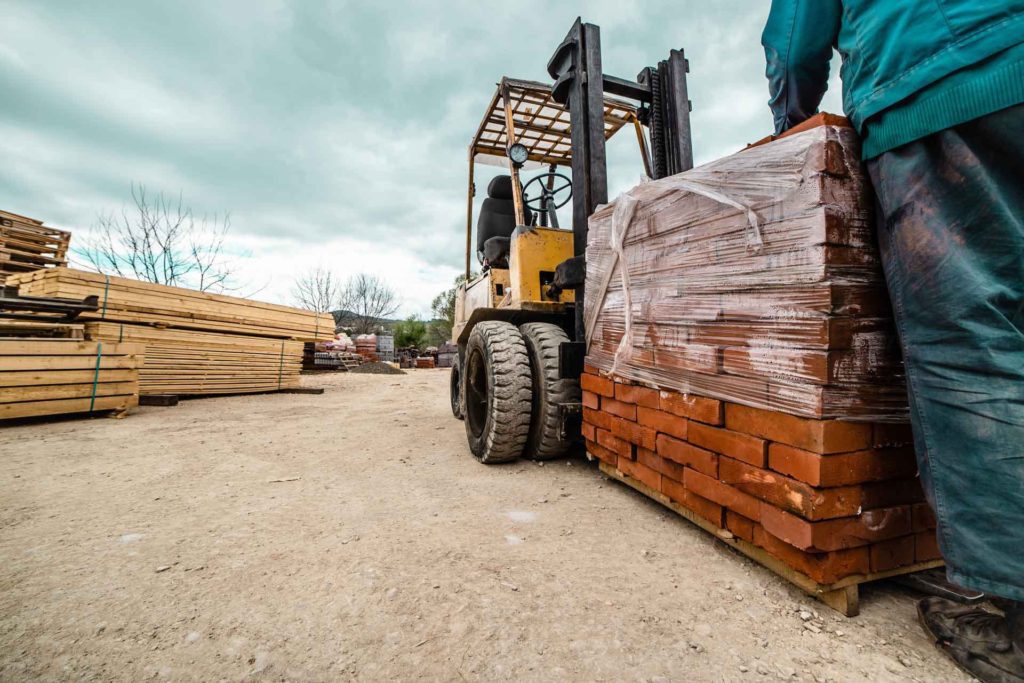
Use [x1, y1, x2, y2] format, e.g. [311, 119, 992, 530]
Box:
[508, 142, 529, 167]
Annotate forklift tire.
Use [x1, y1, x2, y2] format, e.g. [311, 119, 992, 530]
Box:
[462, 321, 532, 464]
[520, 322, 581, 460]
[450, 364, 464, 420]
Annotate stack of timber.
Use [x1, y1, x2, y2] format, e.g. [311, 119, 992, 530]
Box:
[85, 322, 301, 395]
[0, 338, 141, 421]
[7, 268, 333, 397]
[0, 210, 71, 286]
[8, 268, 335, 340]
[583, 118, 936, 615]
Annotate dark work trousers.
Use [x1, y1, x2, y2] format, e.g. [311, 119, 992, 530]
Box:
[866, 103, 1024, 600]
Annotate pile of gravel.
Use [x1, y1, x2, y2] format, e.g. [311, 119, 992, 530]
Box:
[350, 361, 406, 375]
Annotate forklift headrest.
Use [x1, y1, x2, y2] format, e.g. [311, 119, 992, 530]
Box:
[487, 175, 514, 200]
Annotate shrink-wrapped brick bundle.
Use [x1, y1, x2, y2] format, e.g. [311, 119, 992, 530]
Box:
[584, 123, 906, 421]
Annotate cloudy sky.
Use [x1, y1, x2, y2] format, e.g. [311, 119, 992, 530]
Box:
[0, 1, 842, 317]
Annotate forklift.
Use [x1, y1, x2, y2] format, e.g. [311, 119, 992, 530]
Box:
[450, 18, 694, 463]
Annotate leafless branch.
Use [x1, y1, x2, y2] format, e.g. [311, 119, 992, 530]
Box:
[73, 183, 240, 292]
[336, 273, 400, 334]
[292, 266, 341, 314]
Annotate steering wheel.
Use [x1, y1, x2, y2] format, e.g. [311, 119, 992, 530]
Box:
[521, 172, 572, 212]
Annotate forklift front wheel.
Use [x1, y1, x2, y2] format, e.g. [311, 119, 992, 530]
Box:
[521, 322, 581, 459]
[462, 321, 532, 464]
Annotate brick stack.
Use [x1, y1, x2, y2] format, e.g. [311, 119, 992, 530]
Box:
[583, 370, 939, 584]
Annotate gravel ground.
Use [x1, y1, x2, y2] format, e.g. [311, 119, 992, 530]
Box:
[0, 370, 967, 681]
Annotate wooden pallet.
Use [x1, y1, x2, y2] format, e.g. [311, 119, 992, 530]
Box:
[0, 339, 142, 420]
[598, 461, 943, 617]
[0, 210, 70, 285]
[9, 268, 334, 341]
[85, 322, 303, 395]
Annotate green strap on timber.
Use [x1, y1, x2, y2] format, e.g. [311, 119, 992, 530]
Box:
[277, 341, 285, 390]
[89, 342, 103, 412]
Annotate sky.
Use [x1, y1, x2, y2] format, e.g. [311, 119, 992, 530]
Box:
[0, 1, 842, 317]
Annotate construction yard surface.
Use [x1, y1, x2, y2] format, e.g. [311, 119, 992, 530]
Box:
[0, 371, 966, 682]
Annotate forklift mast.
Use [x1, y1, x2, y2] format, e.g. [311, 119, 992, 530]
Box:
[546, 18, 694, 371]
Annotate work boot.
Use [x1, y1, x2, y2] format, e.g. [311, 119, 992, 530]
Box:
[918, 597, 1024, 682]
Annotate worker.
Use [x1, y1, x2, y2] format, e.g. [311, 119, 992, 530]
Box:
[762, 1, 1024, 681]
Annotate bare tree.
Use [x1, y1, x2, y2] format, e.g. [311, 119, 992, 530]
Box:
[75, 184, 236, 292]
[292, 266, 340, 314]
[337, 273, 400, 334]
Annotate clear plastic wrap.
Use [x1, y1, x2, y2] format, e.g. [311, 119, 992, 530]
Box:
[585, 125, 908, 421]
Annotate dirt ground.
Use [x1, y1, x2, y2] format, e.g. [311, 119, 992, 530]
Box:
[0, 370, 968, 682]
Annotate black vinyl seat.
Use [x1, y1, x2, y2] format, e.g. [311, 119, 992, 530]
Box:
[477, 175, 531, 267]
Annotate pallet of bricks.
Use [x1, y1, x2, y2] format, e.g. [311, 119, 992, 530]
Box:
[0, 210, 71, 286]
[582, 115, 939, 616]
[1, 290, 142, 421]
[7, 268, 334, 397]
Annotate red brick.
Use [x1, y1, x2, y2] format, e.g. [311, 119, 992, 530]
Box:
[760, 504, 913, 552]
[619, 456, 662, 493]
[602, 397, 637, 421]
[915, 531, 942, 562]
[637, 447, 685, 483]
[659, 390, 723, 425]
[609, 415, 657, 451]
[754, 526, 870, 584]
[768, 443, 918, 487]
[581, 372, 614, 398]
[725, 403, 872, 454]
[581, 422, 596, 442]
[583, 362, 600, 376]
[636, 407, 688, 440]
[596, 429, 631, 458]
[582, 390, 600, 410]
[912, 502, 937, 532]
[656, 434, 718, 477]
[725, 511, 756, 543]
[615, 383, 661, 408]
[688, 422, 767, 467]
[582, 407, 612, 431]
[663, 478, 724, 527]
[870, 535, 916, 572]
[684, 468, 761, 521]
[862, 478, 925, 509]
[586, 440, 618, 467]
[873, 422, 915, 448]
[720, 458, 861, 520]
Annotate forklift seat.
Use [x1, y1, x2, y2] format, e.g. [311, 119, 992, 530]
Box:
[476, 175, 531, 260]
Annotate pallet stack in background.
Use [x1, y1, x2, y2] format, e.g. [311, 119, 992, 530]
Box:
[582, 118, 938, 614]
[0, 210, 71, 286]
[8, 268, 334, 397]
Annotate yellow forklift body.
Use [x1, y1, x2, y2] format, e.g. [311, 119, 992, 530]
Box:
[509, 227, 575, 306]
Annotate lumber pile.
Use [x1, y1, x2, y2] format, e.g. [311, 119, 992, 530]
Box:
[0, 210, 70, 286]
[85, 322, 301, 395]
[6, 268, 334, 397]
[8, 268, 334, 341]
[583, 120, 936, 613]
[0, 339, 141, 420]
[584, 121, 905, 420]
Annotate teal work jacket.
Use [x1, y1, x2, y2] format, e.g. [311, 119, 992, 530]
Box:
[761, 0, 1024, 158]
